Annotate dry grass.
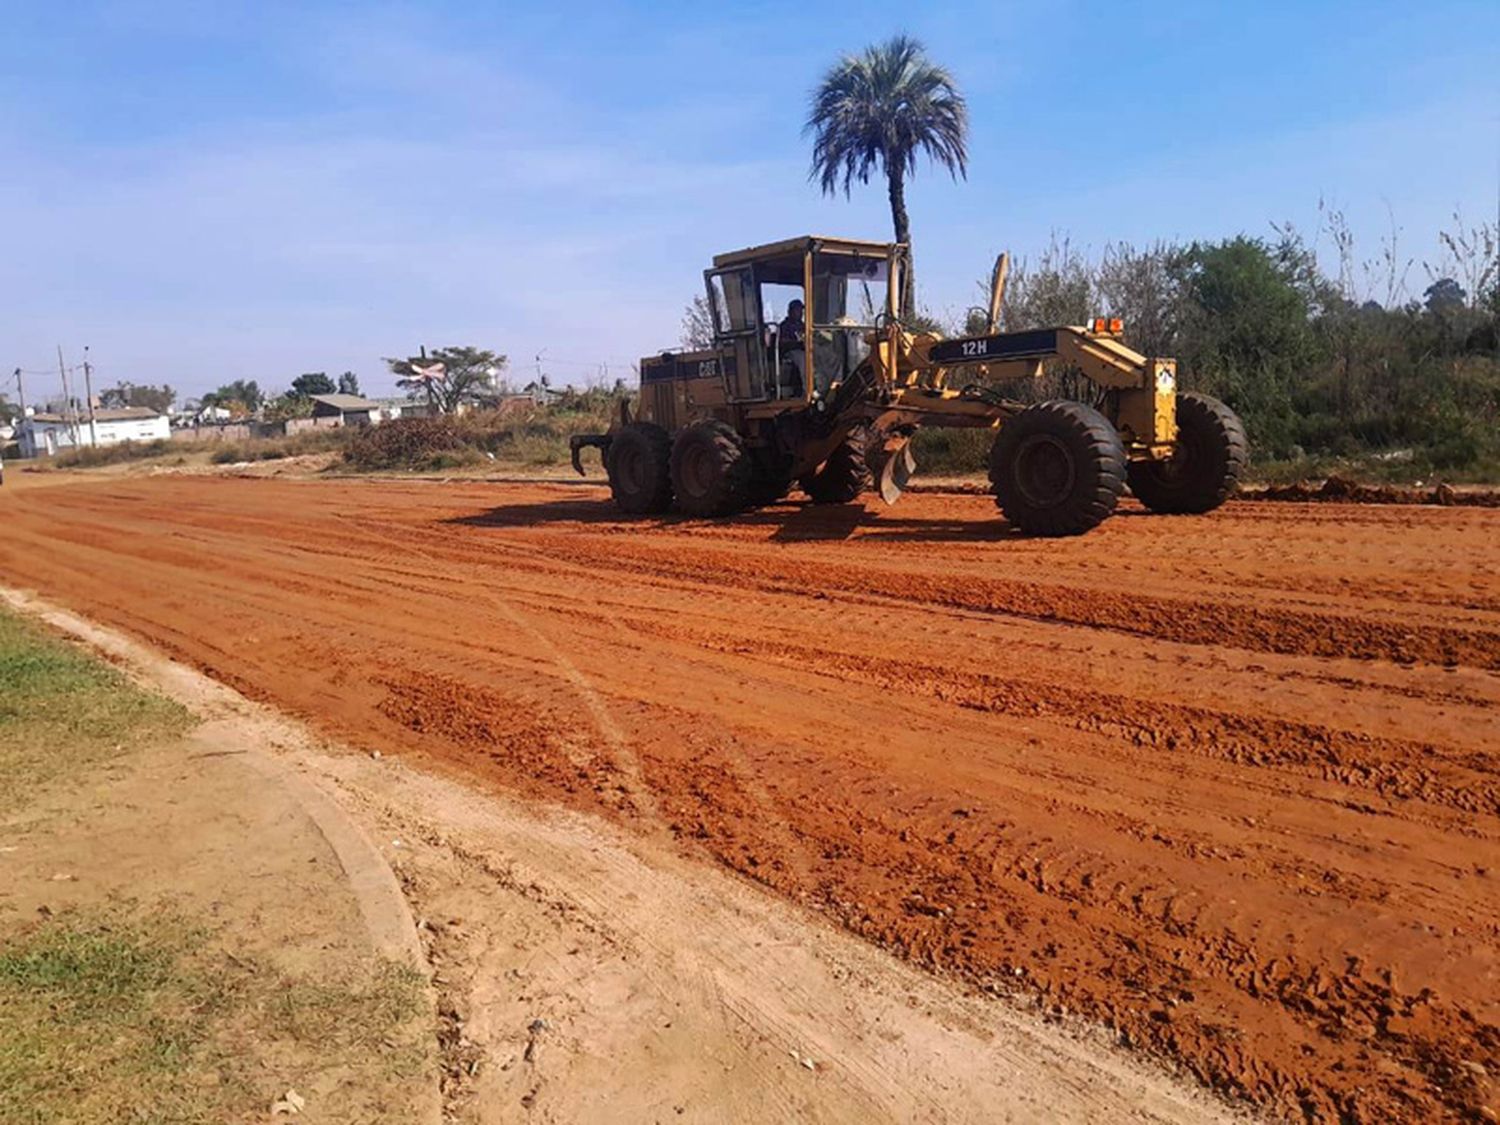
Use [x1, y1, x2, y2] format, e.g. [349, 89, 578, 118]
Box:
[342, 392, 620, 471]
[0, 909, 425, 1125]
[46, 429, 351, 471]
[52, 439, 176, 469]
[207, 428, 349, 464]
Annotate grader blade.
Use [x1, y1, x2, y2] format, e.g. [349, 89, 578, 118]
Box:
[876, 437, 917, 505]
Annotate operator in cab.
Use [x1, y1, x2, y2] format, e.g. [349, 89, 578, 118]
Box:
[772, 298, 807, 397]
[778, 299, 805, 347]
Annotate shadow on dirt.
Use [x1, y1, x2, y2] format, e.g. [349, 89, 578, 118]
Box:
[446, 495, 1026, 543]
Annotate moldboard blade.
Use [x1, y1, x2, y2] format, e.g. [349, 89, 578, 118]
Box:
[878, 440, 916, 505]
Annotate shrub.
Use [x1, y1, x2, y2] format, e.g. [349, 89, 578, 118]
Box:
[341, 396, 623, 472]
[343, 416, 471, 470]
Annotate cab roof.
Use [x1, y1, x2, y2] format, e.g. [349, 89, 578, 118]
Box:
[711, 235, 901, 270]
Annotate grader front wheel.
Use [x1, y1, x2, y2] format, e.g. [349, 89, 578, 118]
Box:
[606, 422, 674, 514]
[989, 401, 1127, 536]
[1128, 392, 1247, 514]
[799, 426, 873, 504]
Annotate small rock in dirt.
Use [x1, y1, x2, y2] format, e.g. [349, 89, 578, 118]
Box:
[370, 749, 382, 760]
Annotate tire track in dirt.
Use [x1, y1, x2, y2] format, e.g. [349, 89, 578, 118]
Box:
[646, 739, 1498, 1122]
[616, 617, 1500, 819]
[510, 530, 1500, 670]
[3, 475, 1498, 1121]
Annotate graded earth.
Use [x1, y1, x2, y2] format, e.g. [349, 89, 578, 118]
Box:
[2, 472, 1497, 1121]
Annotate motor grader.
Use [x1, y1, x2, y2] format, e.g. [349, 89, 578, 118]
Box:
[571, 235, 1247, 536]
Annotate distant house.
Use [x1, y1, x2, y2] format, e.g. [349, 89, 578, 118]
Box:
[307, 393, 382, 427]
[371, 397, 430, 420]
[18, 406, 171, 457]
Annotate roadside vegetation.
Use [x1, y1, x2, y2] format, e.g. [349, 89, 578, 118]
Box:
[48, 427, 350, 471]
[0, 912, 424, 1125]
[905, 213, 1500, 482]
[0, 608, 428, 1124]
[0, 610, 189, 809]
[341, 387, 618, 471]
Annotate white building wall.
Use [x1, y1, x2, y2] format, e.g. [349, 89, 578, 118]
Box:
[91, 416, 171, 445]
[19, 414, 171, 457]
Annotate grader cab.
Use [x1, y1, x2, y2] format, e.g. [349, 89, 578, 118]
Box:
[571, 235, 1247, 536]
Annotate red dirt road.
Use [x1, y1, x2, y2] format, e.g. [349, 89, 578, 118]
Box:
[3, 473, 1498, 1120]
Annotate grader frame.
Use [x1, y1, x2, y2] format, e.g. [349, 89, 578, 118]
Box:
[571, 235, 1245, 536]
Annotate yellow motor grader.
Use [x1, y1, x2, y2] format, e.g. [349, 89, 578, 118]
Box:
[571, 235, 1247, 536]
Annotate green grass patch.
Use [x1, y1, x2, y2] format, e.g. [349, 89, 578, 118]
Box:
[0, 910, 426, 1125]
[0, 610, 190, 809]
[1245, 447, 1500, 486]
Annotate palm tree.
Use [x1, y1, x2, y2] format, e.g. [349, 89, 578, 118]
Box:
[806, 35, 968, 315]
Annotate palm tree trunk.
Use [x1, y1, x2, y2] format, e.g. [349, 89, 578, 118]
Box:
[887, 164, 915, 316]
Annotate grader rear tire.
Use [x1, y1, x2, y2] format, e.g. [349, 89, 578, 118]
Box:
[606, 422, 673, 514]
[670, 420, 753, 517]
[799, 426, 873, 504]
[1128, 392, 1248, 514]
[989, 401, 1126, 536]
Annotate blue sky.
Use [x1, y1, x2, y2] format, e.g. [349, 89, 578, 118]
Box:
[2, 1, 1496, 402]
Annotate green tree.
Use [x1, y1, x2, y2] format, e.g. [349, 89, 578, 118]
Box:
[1170, 237, 1321, 454]
[386, 347, 506, 414]
[336, 371, 362, 396]
[1424, 277, 1466, 316]
[806, 35, 968, 314]
[264, 393, 314, 422]
[290, 372, 336, 398]
[202, 379, 263, 417]
[97, 382, 176, 413]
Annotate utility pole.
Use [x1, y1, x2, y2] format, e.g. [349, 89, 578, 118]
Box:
[11, 367, 24, 415]
[57, 345, 79, 445]
[82, 346, 99, 448]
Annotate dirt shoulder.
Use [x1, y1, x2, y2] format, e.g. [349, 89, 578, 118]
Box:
[0, 605, 438, 1124]
[4, 588, 1241, 1124]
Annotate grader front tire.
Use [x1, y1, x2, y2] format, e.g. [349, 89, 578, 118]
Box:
[989, 401, 1127, 536]
[799, 426, 873, 504]
[606, 422, 673, 514]
[1127, 392, 1247, 514]
[670, 420, 753, 517]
